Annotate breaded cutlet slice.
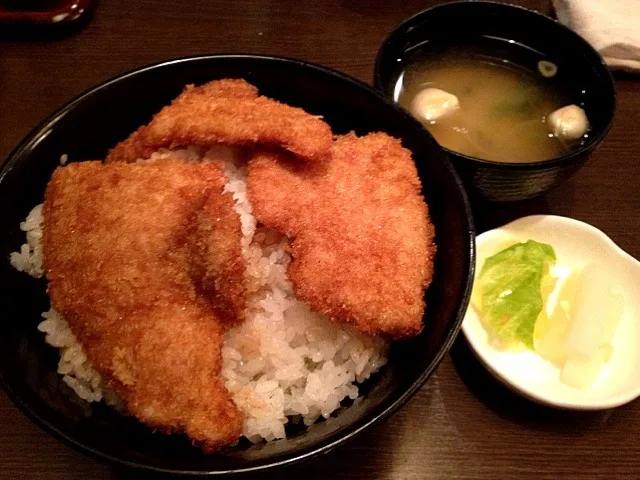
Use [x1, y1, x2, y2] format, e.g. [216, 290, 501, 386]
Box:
[186, 186, 248, 326]
[106, 78, 333, 164]
[246, 132, 436, 338]
[43, 159, 244, 452]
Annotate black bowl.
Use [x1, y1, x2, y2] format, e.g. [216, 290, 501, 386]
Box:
[0, 55, 474, 475]
[375, 1, 616, 202]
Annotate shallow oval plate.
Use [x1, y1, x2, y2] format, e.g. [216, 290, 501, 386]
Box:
[462, 215, 640, 410]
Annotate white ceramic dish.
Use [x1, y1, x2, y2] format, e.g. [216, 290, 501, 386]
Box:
[462, 215, 640, 410]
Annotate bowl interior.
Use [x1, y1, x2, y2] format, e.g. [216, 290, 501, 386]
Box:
[374, 1, 616, 165]
[0, 55, 474, 474]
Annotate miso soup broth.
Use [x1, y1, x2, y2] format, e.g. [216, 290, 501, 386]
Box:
[396, 44, 585, 163]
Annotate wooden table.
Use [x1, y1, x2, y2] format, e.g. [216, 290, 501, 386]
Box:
[1, 1, 639, 478]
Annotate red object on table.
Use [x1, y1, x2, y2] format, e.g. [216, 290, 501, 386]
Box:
[0, 0, 95, 29]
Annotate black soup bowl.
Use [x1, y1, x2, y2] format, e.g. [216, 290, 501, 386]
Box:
[0, 55, 474, 475]
[375, 1, 616, 202]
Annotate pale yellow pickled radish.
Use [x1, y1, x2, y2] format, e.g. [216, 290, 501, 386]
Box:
[410, 88, 460, 122]
[534, 300, 571, 365]
[547, 105, 589, 141]
[564, 265, 622, 360]
[534, 269, 581, 365]
[597, 290, 625, 346]
[559, 265, 624, 389]
[532, 263, 624, 389]
[560, 347, 610, 390]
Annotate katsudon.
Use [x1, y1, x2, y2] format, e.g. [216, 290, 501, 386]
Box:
[10, 79, 436, 451]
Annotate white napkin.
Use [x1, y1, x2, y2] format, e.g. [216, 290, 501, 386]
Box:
[552, 0, 640, 71]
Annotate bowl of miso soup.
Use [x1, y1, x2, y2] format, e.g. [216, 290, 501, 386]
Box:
[375, 1, 616, 202]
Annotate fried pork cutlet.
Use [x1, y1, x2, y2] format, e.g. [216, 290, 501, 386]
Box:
[105, 79, 333, 164]
[246, 132, 436, 338]
[187, 186, 247, 326]
[43, 159, 244, 452]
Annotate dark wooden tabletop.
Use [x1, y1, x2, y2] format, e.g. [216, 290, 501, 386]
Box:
[2, 0, 640, 478]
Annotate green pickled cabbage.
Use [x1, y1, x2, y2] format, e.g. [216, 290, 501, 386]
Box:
[477, 240, 556, 348]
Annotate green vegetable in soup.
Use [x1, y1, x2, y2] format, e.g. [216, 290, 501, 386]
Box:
[493, 86, 542, 117]
[477, 240, 556, 348]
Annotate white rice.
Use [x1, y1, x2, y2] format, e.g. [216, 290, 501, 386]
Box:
[9, 149, 388, 443]
[219, 154, 387, 442]
[9, 204, 44, 278]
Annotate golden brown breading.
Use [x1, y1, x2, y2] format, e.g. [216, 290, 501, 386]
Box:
[105, 79, 333, 164]
[247, 132, 436, 338]
[43, 159, 244, 452]
[186, 186, 247, 326]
